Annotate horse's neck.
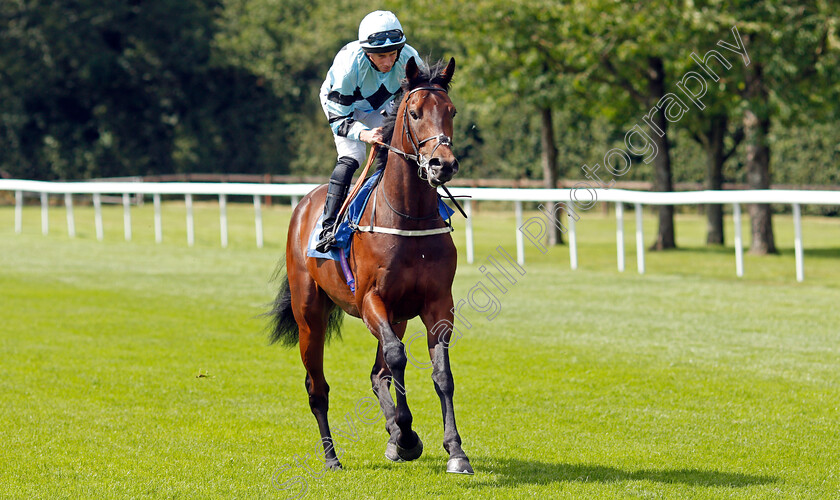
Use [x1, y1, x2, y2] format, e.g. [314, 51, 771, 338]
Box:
[371, 91, 441, 226]
[376, 151, 439, 225]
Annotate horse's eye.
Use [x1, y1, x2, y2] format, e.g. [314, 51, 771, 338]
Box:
[452, 109, 458, 118]
[409, 110, 419, 119]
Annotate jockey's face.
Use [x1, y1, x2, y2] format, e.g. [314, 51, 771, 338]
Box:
[369, 51, 398, 73]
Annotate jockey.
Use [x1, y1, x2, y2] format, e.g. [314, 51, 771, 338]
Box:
[315, 10, 423, 253]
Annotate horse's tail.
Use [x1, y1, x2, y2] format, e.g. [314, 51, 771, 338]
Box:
[268, 270, 299, 346]
[268, 259, 344, 347]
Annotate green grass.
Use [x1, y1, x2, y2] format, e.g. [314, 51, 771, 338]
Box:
[1, 201, 839, 499]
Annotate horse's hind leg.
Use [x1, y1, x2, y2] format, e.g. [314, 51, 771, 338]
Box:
[362, 297, 423, 462]
[293, 277, 343, 470]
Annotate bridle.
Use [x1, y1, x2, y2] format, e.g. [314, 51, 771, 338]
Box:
[375, 84, 469, 219]
[378, 86, 454, 185]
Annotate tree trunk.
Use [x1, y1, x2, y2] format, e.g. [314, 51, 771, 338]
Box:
[647, 57, 675, 250]
[705, 114, 726, 245]
[742, 39, 777, 255]
[540, 106, 563, 245]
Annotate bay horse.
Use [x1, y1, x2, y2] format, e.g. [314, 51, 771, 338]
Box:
[269, 57, 473, 474]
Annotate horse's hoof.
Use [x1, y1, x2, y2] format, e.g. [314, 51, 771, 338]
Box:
[396, 432, 423, 461]
[446, 457, 474, 475]
[385, 442, 404, 462]
[325, 459, 343, 471]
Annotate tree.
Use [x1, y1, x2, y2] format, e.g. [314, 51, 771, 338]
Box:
[399, 0, 579, 245]
[717, 1, 839, 254]
[561, 1, 701, 250]
[215, 0, 392, 176]
[0, 0, 288, 179]
[672, 10, 747, 245]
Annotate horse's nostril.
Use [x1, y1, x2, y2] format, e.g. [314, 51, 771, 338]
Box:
[428, 158, 458, 184]
[429, 157, 457, 171]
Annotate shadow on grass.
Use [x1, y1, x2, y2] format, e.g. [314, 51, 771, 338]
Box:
[465, 457, 777, 489]
[651, 245, 736, 256]
[659, 245, 840, 259]
[802, 247, 840, 259]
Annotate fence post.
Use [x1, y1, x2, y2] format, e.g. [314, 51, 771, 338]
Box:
[220, 193, 228, 248]
[793, 203, 804, 282]
[41, 192, 48, 235]
[123, 193, 132, 241]
[93, 193, 103, 241]
[616, 202, 625, 272]
[186, 194, 195, 247]
[568, 210, 578, 270]
[254, 194, 264, 248]
[733, 203, 744, 277]
[65, 193, 75, 238]
[15, 190, 22, 233]
[154, 194, 162, 243]
[635, 203, 645, 274]
[515, 200, 525, 266]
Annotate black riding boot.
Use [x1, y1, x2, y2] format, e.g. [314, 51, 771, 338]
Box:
[315, 178, 350, 253]
[315, 156, 359, 252]
[315, 156, 359, 253]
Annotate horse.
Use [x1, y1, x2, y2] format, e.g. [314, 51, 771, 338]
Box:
[269, 57, 473, 475]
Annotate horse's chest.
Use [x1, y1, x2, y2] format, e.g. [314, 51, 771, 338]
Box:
[384, 254, 440, 282]
[373, 253, 450, 295]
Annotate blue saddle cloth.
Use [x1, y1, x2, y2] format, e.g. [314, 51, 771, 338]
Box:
[306, 170, 455, 261]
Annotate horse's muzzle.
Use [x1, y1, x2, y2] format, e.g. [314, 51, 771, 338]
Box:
[428, 156, 459, 186]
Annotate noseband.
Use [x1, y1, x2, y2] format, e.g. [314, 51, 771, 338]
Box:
[380, 86, 454, 183]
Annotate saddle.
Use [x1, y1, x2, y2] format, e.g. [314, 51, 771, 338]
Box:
[306, 169, 455, 262]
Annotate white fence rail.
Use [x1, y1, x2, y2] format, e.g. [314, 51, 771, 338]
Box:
[2, 179, 839, 282]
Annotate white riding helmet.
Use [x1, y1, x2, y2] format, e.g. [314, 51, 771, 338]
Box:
[358, 10, 406, 54]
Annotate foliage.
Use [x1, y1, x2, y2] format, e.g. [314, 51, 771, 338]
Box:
[212, 0, 385, 175]
[0, 0, 837, 190]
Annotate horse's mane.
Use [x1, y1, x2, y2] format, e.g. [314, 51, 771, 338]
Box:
[374, 59, 453, 170]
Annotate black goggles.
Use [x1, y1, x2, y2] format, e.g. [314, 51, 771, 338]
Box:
[367, 29, 403, 46]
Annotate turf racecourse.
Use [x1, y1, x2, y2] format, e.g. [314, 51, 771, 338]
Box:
[1, 201, 838, 499]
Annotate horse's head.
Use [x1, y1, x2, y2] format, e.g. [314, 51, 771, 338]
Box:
[397, 57, 459, 187]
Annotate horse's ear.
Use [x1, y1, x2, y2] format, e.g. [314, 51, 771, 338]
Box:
[405, 57, 421, 85]
[440, 57, 456, 85]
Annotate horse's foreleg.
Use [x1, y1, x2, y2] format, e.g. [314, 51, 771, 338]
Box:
[369, 322, 406, 442]
[422, 302, 474, 475]
[362, 296, 422, 462]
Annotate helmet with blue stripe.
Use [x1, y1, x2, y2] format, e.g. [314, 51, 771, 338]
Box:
[358, 11, 406, 54]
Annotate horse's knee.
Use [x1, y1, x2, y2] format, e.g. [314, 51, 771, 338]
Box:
[382, 342, 407, 372]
